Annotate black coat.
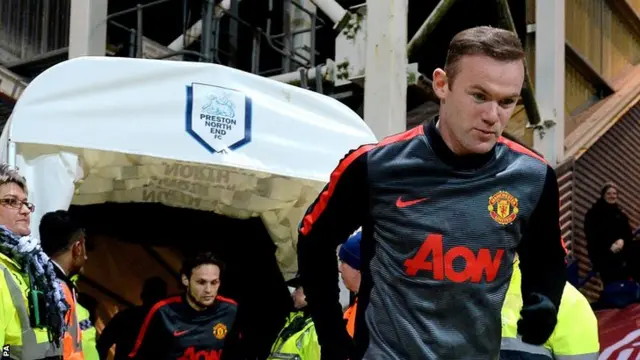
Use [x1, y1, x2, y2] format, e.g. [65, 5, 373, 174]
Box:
[584, 199, 632, 281]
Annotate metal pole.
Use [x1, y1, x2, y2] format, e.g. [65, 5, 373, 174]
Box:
[363, 0, 408, 139]
[228, 0, 239, 67]
[310, 7, 317, 67]
[282, 0, 293, 72]
[129, 30, 137, 57]
[169, 20, 203, 51]
[309, 0, 347, 26]
[269, 63, 329, 84]
[251, 30, 261, 73]
[136, 4, 144, 58]
[68, 0, 108, 58]
[496, 0, 541, 127]
[291, 0, 316, 67]
[201, 0, 215, 62]
[406, 0, 459, 60]
[40, 0, 50, 53]
[533, 0, 565, 164]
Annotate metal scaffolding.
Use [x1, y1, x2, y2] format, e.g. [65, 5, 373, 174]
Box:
[0, 0, 548, 142]
[99, 0, 332, 83]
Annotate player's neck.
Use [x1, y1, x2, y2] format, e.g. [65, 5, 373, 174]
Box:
[435, 118, 467, 156]
[185, 293, 209, 312]
[428, 119, 494, 170]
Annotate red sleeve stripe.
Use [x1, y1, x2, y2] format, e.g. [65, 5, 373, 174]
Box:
[300, 125, 425, 236]
[128, 296, 182, 358]
[216, 295, 238, 306]
[497, 136, 547, 164]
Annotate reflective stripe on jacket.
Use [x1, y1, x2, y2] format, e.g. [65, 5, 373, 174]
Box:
[76, 304, 98, 360]
[58, 278, 83, 360]
[0, 253, 62, 359]
[501, 260, 599, 359]
[268, 311, 320, 360]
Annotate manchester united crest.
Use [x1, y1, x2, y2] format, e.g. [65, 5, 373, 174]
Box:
[488, 191, 519, 225]
[213, 323, 227, 340]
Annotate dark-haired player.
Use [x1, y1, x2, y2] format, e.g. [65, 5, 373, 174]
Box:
[128, 252, 240, 360]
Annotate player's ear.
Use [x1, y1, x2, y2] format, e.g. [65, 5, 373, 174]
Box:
[181, 274, 189, 287]
[432, 68, 449, 100]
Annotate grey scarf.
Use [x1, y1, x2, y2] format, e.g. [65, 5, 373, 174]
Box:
[0, 226, 68, 343]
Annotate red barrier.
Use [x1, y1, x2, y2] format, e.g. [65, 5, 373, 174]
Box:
[598, 304, 640, 358]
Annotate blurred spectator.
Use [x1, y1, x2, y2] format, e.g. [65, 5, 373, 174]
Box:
[97, 276, 167, 360]
[77, 292, 99, 360]
[338, 231, 361, 339]
[584, 183, 634, 285]
[268, 275, 320, 360]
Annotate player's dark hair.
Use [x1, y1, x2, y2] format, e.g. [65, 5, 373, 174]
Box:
[444, 26, 525, 87]
[180, 251, 225, 279]
[39, 210, 84, 257]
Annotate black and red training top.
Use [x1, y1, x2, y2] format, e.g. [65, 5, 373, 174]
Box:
[128, 295, 239, 360]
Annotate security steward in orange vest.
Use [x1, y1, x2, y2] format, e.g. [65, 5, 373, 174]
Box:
[338, 231, 361, 338]
[39, 210, 89, 360]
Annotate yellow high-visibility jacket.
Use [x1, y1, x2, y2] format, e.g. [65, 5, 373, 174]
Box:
[0, 253, 62, 359]
[77, 303, 98, 360]
[268, 311, 320, 360]
[501, 260, 599, 359]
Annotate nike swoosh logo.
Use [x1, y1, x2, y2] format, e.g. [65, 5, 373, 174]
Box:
[396, 196, 429, 208]
[173, 329, 190, 337]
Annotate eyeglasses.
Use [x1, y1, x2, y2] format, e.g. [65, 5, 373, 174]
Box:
[0, 198, 35, 213]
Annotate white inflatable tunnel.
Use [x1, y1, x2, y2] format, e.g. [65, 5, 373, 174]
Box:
[2, 58, 376, 356]
[1, 56, 377, 279]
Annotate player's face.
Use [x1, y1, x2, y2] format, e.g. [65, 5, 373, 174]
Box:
[433, 54, 524, 155]
[0, 183, 32, 236]
[183, 264, 221, 308]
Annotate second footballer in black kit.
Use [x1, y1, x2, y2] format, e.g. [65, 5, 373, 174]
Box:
[128, 252, 241, 360]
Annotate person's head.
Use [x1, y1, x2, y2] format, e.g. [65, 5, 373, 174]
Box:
[0, 164, 32, 236]
[432, 26, 525, 155]
[292, 285, 306, 309]
[181, 252, 224, 310]
[286, 276, 307, 309]
[141, 276, 168, 306]
[338, 231, 362, 293]
[39, 210, 87, 276]
[601, 182, 618, 204]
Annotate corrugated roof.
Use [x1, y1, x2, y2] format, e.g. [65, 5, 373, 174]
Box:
[565, 65, 640, 159]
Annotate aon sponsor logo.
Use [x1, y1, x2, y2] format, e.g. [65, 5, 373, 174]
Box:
[404, 233, 504, 283]
[177, 347, 221, 360]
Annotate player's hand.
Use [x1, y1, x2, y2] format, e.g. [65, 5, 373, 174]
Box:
[611, 239, 624, 253]
[517, 292, 558, 345]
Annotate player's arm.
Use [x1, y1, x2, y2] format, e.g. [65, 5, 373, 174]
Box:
[297, 147, 370, 360]
[96, 311, 123, 359]
[128, 305, 164, 359]
[516, 165, 567, 345]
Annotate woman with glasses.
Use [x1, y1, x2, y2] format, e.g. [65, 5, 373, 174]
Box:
[0, 164, 70, 360]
